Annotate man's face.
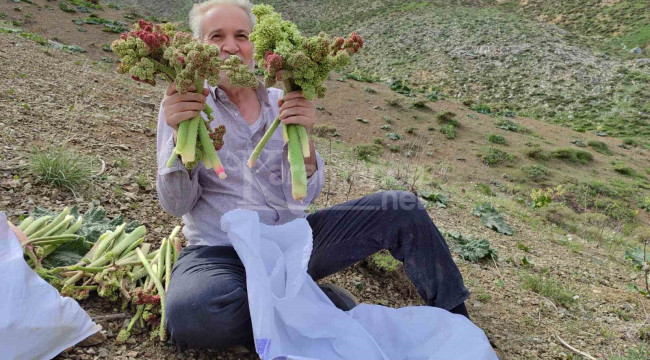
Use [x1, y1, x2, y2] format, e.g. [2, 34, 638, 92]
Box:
[201, 5, 255, 69]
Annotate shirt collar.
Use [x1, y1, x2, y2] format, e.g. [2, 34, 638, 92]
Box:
[209, 79, 270, 107]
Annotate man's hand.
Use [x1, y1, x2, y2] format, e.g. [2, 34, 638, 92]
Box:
[162, 83, 210, 143]
[277, 91, 316, 134]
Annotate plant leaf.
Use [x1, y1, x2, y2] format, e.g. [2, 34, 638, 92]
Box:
[472, 202, 514, 235]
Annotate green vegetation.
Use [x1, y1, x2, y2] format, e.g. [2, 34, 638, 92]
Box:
[354, 143, 383, 161]
[369, 250, 401, 272]
[622, 137, 641, 147]
[524, 147, 551, 161]
[436, 111, 458, 126]
[29, 148, 95, 192]
[386, 132, 403, 141]
[83, 15, 127, 33]
[495, 119, 524, 132]
[487, 134, 507, 145]
[363, 86, 377, 94]
[19, 32, 47, 45]
[445, 231, 498, 262]
[472, 202, 513, 235]
[478, 147, 514, 166]
[551, 148, 593, 164]
[312, 124, 337, 137]
[440, 124, 456, 139]
[587, 140, 613, 155]
[58, 1, 75, 13]
[69, 0, 103, 11]
[522, 274, 575, 307]
[613, 163, 636, 176]
[610, 344, 650, 360]
[471, 104, 492, 115]
[522, 164, 549, 182]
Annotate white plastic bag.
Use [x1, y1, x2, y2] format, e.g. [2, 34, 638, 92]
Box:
[0, 212, 97, 360]
[221, 209, 498, 360]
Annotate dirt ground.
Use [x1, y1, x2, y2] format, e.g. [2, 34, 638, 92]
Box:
[1, 10, 650, 359]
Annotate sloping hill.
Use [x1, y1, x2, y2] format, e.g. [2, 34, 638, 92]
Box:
[2, 1, 650, 359]
[3, 0, 649, 141]
[518, 0, 650, 53]
[256, 0, 650, 142]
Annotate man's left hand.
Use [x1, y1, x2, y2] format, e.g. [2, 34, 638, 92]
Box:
[278, 91, 316, 134]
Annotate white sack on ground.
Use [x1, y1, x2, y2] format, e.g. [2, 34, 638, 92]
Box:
[221, 209, 499, 360]
[0, 212, 96, 360]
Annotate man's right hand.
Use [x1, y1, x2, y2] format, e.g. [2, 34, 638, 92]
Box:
[162, 83, 210, 142]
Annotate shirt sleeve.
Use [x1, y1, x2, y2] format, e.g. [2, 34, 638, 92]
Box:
[155, 104, 203, 217]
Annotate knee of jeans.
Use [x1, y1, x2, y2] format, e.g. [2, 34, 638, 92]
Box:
[166, 285, 251, 347]
[376, 190, 425, 216]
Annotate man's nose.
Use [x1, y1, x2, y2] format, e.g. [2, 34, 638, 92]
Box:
[221, 36, 238, 55]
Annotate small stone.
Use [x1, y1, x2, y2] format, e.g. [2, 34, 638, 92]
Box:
[126, 351, 138, 357]
[86, 348, 96, 355]
[630, 47, 643, 54]
[98, 348, 109, 358]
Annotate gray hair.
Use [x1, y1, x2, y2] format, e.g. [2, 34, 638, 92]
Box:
[189, 0, 256, 39]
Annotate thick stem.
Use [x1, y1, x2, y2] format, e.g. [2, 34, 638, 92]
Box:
[170, 226, 182, 262]
[296, 125, 311, 157]
[66, 265, 111, 273]
[19, 216, 34, 231]
[122, 237, 145, 257]
[157, 238, 166, 283]
[247, 117, 281, 168]
[198, 121, 226, 179]
[247, 78, 294, 168]
[44, 215, 74, 237]
[287, 124, 308, 201]
[30, 207, 70, 239]
[282, 122, 289, 144]
[88, 226, 146, 268]
[180, 117, 200, 163]
[135, 248, 167, 342]
[64, 271, 85, 287]
[62, 216, 83, 235]
[21, 234, 81, 247]
[167, 119, 192, 158]
[93, 224, 126, 261]
[166, 151, 179, 168]
[165, 236, 172, 293]
[23, 215, 52, 237]
[128, 305, 145, 332]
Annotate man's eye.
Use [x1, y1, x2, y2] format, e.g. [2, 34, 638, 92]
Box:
[212, 34, 221, 39]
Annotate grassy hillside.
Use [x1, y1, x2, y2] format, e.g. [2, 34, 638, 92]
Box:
[101, 0, 193, 21]
[516, 0, 650, 53]
[2, 24, 650, 357]
[2, 1, 650, 359]
[254, 0, 650, 143]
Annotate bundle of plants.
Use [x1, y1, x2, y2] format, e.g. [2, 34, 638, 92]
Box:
[246, 4, 364, 200]
[16, 207, 181, 342]
[111, 20, 258, 179]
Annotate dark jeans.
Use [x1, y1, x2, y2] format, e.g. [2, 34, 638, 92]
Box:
[165, 190, 470, 349]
